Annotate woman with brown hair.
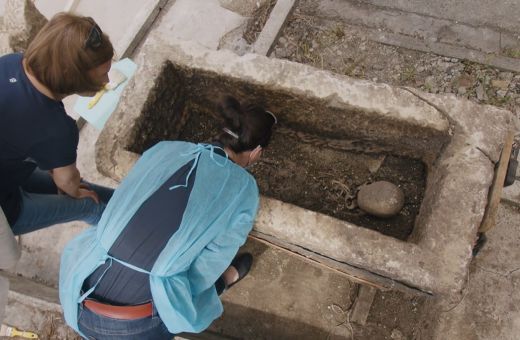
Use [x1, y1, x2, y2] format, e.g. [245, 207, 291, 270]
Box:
[60, 95, 277, 339]
[0, 13, 115, 236]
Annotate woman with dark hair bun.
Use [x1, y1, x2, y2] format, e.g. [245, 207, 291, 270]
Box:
[59, 95, 277, 339]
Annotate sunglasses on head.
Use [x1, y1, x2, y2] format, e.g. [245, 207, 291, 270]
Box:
[85, 17, 102, 50]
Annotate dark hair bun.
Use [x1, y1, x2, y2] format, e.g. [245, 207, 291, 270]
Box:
[217, 95, 243, 131]
[216, 95, 275, 154]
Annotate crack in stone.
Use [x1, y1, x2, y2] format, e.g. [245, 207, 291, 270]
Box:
[475, 264, 520, 278]
[506, 267, 520, 278]
[400, 87, 499, 165]
[475, 146, 495, 164]
[400, 87, 457, 130]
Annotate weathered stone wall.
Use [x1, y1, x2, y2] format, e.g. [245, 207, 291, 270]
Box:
[124, 59, 451, 166]
[2, 0, 47, 53]
[0, 31, 12, 55]
[126, 61, 188, 155]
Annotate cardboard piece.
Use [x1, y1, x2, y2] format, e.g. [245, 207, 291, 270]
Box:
[74, 58, 137, 130]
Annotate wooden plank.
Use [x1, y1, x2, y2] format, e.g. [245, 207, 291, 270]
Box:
[248, 234, 387, 290]
[248, 231, 434, 297]
[254, 0, 298, 56]
[351, 285, 377, 325]
[501, 197, 520, 208]
[178, 331, 236, 340]
[479, 131, 516, 233]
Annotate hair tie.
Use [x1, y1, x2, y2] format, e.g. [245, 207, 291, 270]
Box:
[223, 128, 239, 139]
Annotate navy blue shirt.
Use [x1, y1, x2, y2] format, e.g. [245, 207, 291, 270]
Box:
[83, 143, 230, 306]
[0, 53, 79, 225]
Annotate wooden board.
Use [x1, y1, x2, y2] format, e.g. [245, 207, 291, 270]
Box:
[248, 231, 433, 297]
[177, 331, 236, 340]
[351, 284, 377, 325]
[479, 130, 515, 233]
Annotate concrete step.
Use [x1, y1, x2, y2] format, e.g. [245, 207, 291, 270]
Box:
[0, 272, 229, 340]
[0, 271, 80, 340]
[309, 0, 520, 73]
[33, 0, 168, 60]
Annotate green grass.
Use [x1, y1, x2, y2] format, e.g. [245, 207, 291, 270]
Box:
[502, 47, 520, 59]
[328, 24, 346, 39]
[402, 67, 416, 82]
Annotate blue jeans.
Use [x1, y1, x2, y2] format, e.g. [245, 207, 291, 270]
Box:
[77, 278, 226, 339]
[78, 303, 175, 340]
[10, 169, 114, 236]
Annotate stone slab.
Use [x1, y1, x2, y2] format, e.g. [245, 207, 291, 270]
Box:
[34, 0, 165, 61]
[111, 0, 168, 59]
[368, 29, 520, 73]
[404, 88, 513, 163]
[155, 0, 246, 51]
[477, 204, 520, 276]
[254, 0, 297, 56]
[319, 0, 508, 54]
[0, 276, 8, 325]
[355, 0, 520, 34]
[0, 32, 12, 56]
[0, 273, 78, 340]
[0, 0, 6, 17]
[33, 0, 67, 20]
[430, 203, 520, 340]
[96, 32, 512, 297]
[219, 0, 270, 17]
[4, 0, 48, 52]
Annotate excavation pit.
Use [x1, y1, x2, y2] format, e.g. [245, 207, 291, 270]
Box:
[175, 108, 426, 241]
[97, 32, 512, 297]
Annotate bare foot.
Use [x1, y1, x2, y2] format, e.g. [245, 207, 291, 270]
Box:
[223, 266, 239, 285]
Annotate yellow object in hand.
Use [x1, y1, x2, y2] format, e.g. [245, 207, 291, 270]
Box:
[86, 87, 107, 109]
[86, 68, 127, 109]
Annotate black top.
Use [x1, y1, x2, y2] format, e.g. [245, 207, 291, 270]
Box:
[83, 142, 230, 306]
[0, 53, 79, 225]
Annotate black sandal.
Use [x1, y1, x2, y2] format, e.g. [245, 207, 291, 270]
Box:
[227, 253, 253, 289]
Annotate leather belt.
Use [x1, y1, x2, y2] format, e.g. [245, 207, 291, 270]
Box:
[83, 300, 153, 320]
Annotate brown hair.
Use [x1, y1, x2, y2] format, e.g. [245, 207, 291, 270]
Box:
[216, 95, 276, 153]
[24, 13, 114, 95]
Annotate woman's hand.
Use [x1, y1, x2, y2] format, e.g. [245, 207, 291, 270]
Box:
[76, 188, 99, 203]
[57, 182, 98, 203]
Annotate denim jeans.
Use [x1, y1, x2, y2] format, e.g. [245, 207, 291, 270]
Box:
[78, 303, 175, 340]
[10, 169, 114, 236]
[77, 277, 226, 339]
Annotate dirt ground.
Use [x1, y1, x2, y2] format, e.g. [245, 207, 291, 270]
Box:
[205, 238, 438, 340]
[248, 0, 520, 117]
